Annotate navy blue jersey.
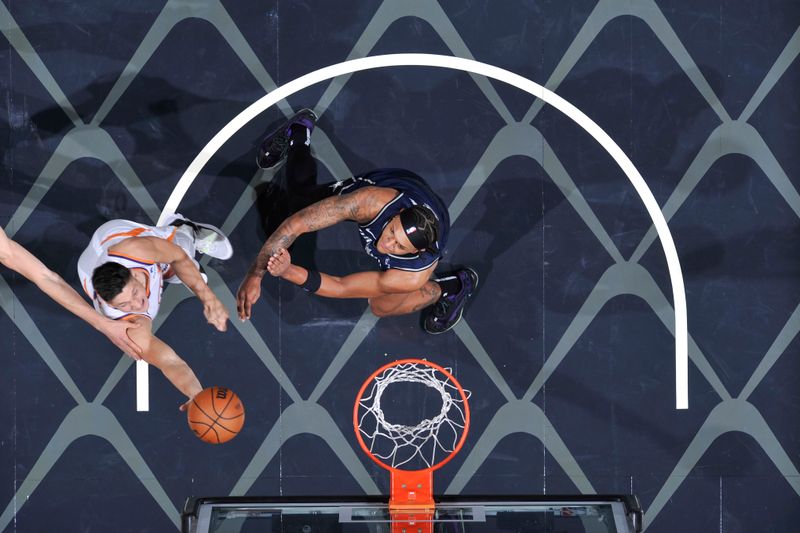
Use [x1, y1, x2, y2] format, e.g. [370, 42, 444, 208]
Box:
[336, 169, 449, 272]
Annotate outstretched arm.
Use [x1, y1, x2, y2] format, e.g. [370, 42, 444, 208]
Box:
[111, 236, 229, 332]
[0, 228, 143, 358]
[125, 315, 202, 411]
[267, 247, 434, 298]
[266, 248, 440, 317]
[247, 187, 389, 276]
[236, 186, 395, 320]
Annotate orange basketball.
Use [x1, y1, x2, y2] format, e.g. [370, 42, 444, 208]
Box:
[187, 387, 245, 444]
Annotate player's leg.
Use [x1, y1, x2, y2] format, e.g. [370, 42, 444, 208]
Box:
[368, 281, 442, 317]
[368, 267, 479, 324]
[126, 316, 203, 410]
[257, 108, 337, 212]
[283, 112, 341, 212]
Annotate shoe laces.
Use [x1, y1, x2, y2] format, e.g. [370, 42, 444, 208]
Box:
[266, 132, 290, 156]
[432, 296, 452, 318]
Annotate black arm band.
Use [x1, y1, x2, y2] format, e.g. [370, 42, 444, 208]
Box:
[300, 269, 322, 293]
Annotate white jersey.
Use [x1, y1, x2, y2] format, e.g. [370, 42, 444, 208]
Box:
[77, 219, 189, 321]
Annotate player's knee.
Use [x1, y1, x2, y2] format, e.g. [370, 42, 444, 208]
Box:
[368, 298, 393, 317]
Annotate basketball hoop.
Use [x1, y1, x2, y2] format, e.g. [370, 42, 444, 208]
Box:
[353, 358, 470, 532]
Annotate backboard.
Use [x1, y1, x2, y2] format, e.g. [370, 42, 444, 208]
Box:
[182, 494, 643, 532]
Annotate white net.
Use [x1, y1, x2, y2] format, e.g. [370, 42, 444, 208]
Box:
[356, 361, 470, 470]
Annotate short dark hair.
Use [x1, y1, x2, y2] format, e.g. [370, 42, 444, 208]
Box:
[400, 205, 439, 251]
[92, 262, 131, 302]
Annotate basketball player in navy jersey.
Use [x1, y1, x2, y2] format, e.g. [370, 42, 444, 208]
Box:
[236, 109, 477, 334]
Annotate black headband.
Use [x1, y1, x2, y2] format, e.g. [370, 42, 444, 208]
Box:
[400, 208, 433, 251]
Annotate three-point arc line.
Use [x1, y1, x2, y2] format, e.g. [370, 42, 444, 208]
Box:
[136, 53, 687, 412]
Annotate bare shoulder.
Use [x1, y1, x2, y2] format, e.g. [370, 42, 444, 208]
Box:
[109, 236, 180, 263]
[343, 186, 399, 223]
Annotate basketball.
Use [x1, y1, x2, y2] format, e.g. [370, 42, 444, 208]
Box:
[187, 387, 245, 444]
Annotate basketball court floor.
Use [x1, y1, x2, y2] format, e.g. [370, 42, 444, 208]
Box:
[1, 1, 799, 532]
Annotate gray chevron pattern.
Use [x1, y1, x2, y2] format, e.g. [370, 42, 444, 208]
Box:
[1, 1, 798, 531]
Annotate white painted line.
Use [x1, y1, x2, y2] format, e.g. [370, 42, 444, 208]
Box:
[149, 53, 688, 411]
[136, 359, 148, 411]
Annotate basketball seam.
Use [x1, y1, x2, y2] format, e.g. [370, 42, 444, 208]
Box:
[208, 425, 220, 444]
[211, 388, 235, 418]
[191, 399, 216, 440]
[211, 389, 240, 434]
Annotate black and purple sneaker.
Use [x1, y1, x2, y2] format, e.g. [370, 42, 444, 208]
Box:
[256, 108, 318, 169]
[423, 267, 479, 335]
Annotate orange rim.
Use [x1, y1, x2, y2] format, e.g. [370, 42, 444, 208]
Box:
[353, 358, 470, 473]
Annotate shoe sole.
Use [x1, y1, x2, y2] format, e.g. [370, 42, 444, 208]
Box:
[256, 108, 318, 169]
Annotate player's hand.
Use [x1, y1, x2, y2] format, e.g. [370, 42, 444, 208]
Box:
[266, 248, 292, 278]
[179, 395, 195, 412]
[204, 298, 229, 332]
[236, 274, 262, 321]
[97, 318, 143, 360]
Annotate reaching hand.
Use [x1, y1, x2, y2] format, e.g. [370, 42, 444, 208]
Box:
[204, 298, 229, 332]
[179, 397, 193, 412]
[236, 274, 262, 321]
[97, 318, 143, 360]
[267, 248, 292, 278]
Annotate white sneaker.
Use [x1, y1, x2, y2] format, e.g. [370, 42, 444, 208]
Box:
[192, 222, 233, 260]
[167, 216, 233, 260]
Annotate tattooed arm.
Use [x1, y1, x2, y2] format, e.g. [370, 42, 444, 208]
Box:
[247, 187, 394, 276]
[266, 247, 440, 317]
[236, 186, 396, 320]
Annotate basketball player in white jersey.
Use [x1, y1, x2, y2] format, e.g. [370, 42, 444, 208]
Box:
[0, 226, 142, 357]
[77, 215, 233, 410]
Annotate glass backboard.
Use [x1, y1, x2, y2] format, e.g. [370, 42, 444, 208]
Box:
[182, 495, 642, 533]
